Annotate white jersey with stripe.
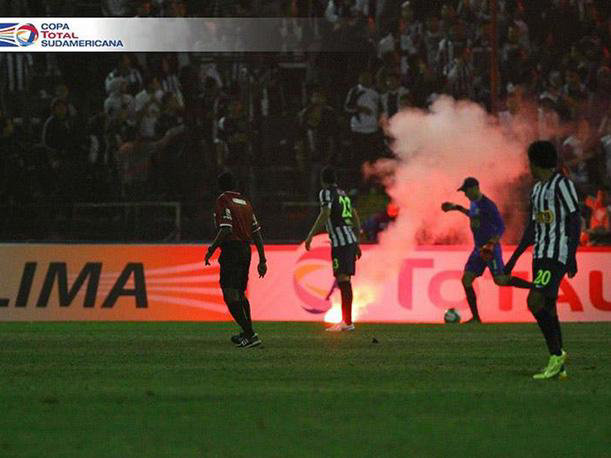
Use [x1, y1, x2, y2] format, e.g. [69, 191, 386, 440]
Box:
[531, 172, 579, 264]
[319, 185, 358, 248]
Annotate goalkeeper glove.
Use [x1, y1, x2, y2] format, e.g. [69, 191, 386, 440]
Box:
[479, 241, 495, 262]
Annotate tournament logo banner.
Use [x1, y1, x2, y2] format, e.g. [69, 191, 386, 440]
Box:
[0, 18, 351, 52]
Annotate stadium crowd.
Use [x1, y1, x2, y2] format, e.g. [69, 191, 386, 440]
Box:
[0, 0, 609, 242]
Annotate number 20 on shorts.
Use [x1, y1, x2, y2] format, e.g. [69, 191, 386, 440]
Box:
[534, 269, 551, 286]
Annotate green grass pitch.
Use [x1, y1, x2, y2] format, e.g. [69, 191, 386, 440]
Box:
[0, 322, 609, 457]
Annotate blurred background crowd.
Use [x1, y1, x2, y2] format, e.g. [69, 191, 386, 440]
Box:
[0, 0, 609, 243]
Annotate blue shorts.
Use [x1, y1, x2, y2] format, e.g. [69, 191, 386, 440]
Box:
[465, 244, 504, 277]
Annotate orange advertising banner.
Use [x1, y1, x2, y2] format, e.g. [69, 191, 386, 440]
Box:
[0, 241, 609, 322]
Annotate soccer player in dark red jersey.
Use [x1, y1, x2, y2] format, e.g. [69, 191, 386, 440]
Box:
[305, 166, 362, 331]
[205, 172, 267, 348]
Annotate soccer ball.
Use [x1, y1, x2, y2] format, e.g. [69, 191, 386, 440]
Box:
[444, 308, 461, 323]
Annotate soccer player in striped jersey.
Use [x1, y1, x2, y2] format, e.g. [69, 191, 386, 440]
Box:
[305, 166, 362, 331]
[505, 141, 580, 379]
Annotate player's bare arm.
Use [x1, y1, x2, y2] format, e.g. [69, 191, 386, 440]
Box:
[441, 202, 469, 215]
[566, 210, 580, 278]
[205, 226, 231, 265]
[305, 207, 331, 251]
[253, 230, 267, 278]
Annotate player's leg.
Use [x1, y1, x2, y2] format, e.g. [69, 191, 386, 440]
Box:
[337, 273, 353, 327]
[490, 244, 533, 289]
[222, 287, 251, 337]
[235, 246, 262, 348]
[463, 250, 484, 322]
[220, 244, 254, 344]
[544, 295, 567, 378]
[238, 246, 254, 335]
[327, 245, 356, 331]
[529, 260, 567, 378]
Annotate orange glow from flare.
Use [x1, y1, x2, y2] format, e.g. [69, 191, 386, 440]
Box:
[323, 285, 377, 323]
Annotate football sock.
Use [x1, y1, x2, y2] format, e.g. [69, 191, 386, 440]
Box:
[545, 297, 563, 351]
[464, 286, 480, 320]
[533, 307, 562, 356]
[508, 276, 533, 289]
[242, 297, 252, 328]
[338, 281, 353, 325]
[227, 300, 252, 336]
[553, 314, 563, 350]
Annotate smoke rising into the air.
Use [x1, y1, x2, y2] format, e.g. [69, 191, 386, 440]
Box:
[357, 95, 533, 293]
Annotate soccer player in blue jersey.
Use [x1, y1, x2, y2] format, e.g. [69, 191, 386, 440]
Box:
[442, 177, 533, 322]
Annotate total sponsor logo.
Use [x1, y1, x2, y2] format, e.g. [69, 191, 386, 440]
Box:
[0, 23, 39, 47]
[0, 22, 123, 48]
[292, 241, 611, 321]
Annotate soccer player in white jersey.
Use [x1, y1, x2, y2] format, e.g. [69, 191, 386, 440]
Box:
[304, 166, 362, 331]
[505, 141, 580, 380]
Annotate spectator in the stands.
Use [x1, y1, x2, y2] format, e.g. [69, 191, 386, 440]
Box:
[587, 65, 610, 131]
[446, 43, 475, 100]
[380, 72, 409, 119]
[42, 97, 85, 211]
[154, 92, 186, 199]
[582, 187, 610, 245]
[201, 76, 226, 146]
[42, 98, 80, 164]
[0, 114, 29, 204]
[102, 0, 132, 16]
[157, 54, 185, 108]
[538, 93, 562, 144]
[134, 74, 164, 139]
[104, 77, 135, 121]
[344, 71, 383, 163]
[167, 0, 187, 17]
[561, 118, 596, 195]
[438, 20, 470, 79]
[563, 66, 589, 120]
[501, 23, 530, 87]
[423, 15, 442, 72]
[54, 83, 78, 119]
[216, 97, 253, 193]
[0, 53, 34, 118]
[135, 0, 154, 17]
[297, 86, 340, 199]
[117, 121, 184, 200]
[105, 54, 143, 96]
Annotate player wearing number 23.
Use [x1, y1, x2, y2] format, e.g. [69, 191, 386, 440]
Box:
[305, 166, 362, 332]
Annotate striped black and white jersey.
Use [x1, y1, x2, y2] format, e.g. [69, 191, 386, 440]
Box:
[531, 172, 579, 264]
[319, 185, 358, 248]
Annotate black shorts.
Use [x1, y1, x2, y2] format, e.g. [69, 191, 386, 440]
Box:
[219, 241, 252, 291]
[331, 243, 357, 277]
[532, 258, 567, 299]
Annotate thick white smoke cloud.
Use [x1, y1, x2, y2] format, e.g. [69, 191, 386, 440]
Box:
[358, 95, 533, 290]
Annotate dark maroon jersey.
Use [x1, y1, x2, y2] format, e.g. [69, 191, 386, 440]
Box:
[214, 191, 261, 242]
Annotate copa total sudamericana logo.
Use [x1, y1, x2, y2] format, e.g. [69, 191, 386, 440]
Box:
[0, 22, 123, 48]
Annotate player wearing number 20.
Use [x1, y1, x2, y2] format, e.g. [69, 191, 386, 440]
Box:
[505, 141, 580, 380]
[305, 166, 362, 331]
[442, 177, 533, 323]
